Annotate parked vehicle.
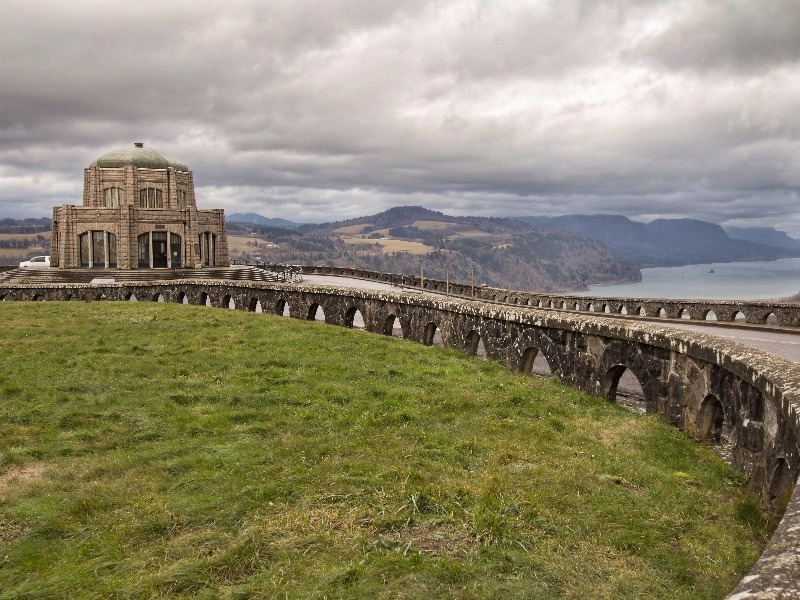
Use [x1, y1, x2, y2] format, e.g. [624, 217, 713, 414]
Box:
[19, 255, 51, 268]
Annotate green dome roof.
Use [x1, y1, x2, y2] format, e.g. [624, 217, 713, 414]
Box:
[92, 143, 188, 171]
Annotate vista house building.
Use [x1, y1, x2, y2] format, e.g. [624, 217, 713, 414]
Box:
[51, 143, 228, 269]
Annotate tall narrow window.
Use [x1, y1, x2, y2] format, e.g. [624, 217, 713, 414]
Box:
[92, 231, 106, 268]
[199, 232, 216, 266]
[170, 233, 182, 268]
[103, 187, 123, 207]
[79, 233, 90, 268]
[107, 232, 117, 268]
[178, 190, 187, 209]
[138, 233, 150, 268]
[139, 188, 163, 208]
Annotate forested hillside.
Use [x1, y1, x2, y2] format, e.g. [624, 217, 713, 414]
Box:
[228, 206, 640, 292]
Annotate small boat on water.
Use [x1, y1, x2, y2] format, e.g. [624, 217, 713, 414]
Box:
[708, 269, 715, 273]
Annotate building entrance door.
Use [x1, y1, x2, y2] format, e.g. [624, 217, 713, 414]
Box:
[152, 231, 168, 268]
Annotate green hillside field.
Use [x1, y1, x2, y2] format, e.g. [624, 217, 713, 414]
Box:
[0, 302, 769, 598]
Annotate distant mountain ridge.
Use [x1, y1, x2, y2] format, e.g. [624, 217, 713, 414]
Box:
[225, 209, 799, 272]
[230, 206, 640, 292]
[227, 213, 303, 229]
[516, 215, 800, 268]
[725, 226, 800, 251]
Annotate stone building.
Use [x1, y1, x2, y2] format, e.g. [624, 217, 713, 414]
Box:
[51, 143, 228, 269]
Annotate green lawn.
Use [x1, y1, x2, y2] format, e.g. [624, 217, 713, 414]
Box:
[0, 302, 768, 599]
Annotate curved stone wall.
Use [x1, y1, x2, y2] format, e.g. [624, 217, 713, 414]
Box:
[254, 263, 800, 327]
[1, 278, 798, 597]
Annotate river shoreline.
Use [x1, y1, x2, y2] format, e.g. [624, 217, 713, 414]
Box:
[573, 257, 800, 301]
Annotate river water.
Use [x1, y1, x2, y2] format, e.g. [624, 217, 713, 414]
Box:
[575, 258, 800, 300]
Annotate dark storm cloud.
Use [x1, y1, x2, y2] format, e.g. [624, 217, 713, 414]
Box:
[1, 0, 799, 233]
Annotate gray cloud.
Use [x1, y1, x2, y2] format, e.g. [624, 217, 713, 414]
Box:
[1, 0, 799, 234]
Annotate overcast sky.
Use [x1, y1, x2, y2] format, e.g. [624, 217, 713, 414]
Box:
[1, 1, 799, 232]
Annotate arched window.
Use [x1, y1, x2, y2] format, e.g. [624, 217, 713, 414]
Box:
[78, 230, 117, 268]
[104, 187, 123, 207]
[139, 188, 163, 208]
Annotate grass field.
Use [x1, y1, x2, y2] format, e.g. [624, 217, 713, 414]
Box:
[341, 236, 433, 254]
[0, 302, 769, 598]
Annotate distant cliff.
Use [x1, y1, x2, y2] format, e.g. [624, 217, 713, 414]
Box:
[725, 226, 800, 252]
[517, 215, 799, 268]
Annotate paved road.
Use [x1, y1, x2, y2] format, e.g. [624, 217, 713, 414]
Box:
[301, 274, 399, 292]
[297, 275, 800, 363]
[662, 323, 800, 363]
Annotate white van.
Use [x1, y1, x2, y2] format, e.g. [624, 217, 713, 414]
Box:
[19, 256, 51, 268]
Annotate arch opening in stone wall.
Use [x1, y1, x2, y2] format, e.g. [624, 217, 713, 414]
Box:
[248, 297, 262, 313]
[275, 299, 289, 317]
[768, 459, 794, 514]
[518, 346, 554, 377]
[658, 307, 667, 318]
[573, 302, 581, 311]
[602, 365, 647, 413]
[765, 312, 778, 325]
[695, 394, 726, 443]
[704, 309, 717, 321]
[603, 304, 611, 314]
[200, 292, 210, 307]
[423, 321, 443, 346]
[734, 311, 746, 322]
[177, 292, 187, 305]
[383, 314, 405, 338]
[224, 295, 235, 310]
[637, 306, 646, 316]
[680, 308, 691, 319]
[465, 330, 481, 356]
[620, 306, 628, 315]
[154, 293, 165, 303]
[345, 307, 365, 329]
[588, 302, 595, 312]
[308, 303, 325, 322]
